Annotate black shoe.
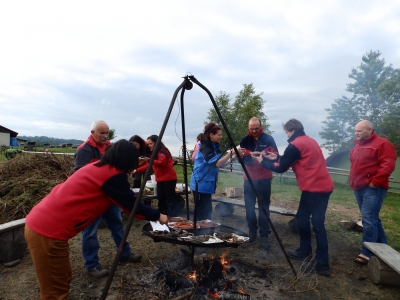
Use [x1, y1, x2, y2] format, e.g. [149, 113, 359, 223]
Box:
[87, 266, 109, 278]
[119, 253, 142, 263]
[302, 262, 330, 277]
[315, 263, 330, 277]
[287, 249, 311, 260]
[260, 236, 270, 250]
[248, 232, 257, 243]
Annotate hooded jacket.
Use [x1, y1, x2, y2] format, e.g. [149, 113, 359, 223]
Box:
[190, 139, 222, 194]
[350, 131, 396, 190]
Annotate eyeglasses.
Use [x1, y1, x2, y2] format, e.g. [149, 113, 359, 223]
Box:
[249, 127, 260, 131]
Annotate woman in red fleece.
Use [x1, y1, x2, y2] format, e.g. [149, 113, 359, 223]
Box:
[129, 135, 151, 188]
[147, 135, 178, 216]
[24, 140, 168, 299]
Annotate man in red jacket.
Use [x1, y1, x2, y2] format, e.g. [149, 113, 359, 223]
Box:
[75, 120, 141, 279]
[350, 120, 397, 265]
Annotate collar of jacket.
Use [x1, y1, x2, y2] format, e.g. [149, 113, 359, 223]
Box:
[287, 129, 306, 143]
[353, 131, 377, 145]
[87, 135, 111, 154]
[247, 127, 264, 136]
[201, 138, 220, 149]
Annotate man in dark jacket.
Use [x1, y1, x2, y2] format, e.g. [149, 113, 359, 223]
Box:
[75, 120, 141, 278]
[240, 117, 278, 249]
[350, 120, 397, 265]
[253, 119, 334, 276]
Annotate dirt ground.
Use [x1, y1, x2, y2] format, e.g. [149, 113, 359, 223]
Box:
[1, 195, 400, 300]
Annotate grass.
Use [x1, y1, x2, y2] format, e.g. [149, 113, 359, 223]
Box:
[175, 165, 400, 251]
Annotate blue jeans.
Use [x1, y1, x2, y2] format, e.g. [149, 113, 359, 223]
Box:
[244, 179, 271, 237]
[82, 204, 132, 271]
[354, 186, 387, 257]
[296, 191, 331, 267]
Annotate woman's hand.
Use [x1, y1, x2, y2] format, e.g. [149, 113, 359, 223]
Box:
[158, 214, 168, 225]
[263, 152, 277, 160]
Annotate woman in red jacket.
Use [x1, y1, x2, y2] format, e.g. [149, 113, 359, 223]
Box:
[24, 140, 168, 299]
[147, 135, 178, 216]
[129, 135, 151, 188]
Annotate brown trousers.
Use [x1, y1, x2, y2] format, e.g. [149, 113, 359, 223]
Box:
[24, 225, 72, 300]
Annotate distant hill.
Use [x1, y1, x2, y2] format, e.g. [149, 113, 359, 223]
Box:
[18, 136, 84, 146]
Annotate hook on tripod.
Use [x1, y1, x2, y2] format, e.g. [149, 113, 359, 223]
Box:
[183, 75, 193, 90]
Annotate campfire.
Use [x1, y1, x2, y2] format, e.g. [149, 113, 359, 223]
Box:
[160, 252, 251, 299]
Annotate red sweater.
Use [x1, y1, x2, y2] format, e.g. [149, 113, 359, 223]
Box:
[26, 163, 160, 241]
[350, 132, 397, 190]
[151, 149, 177, 182]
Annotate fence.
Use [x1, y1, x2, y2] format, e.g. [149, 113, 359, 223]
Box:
[216, 162, 400, 194]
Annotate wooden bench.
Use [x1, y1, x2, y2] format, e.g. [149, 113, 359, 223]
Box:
[364, 242, 400, 286]
[212, 196, 297, 216]
[0, 218, 27, 266]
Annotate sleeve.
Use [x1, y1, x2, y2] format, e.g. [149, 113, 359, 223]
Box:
[74, 145, 97, 172]
[136, 162, 149, 174]
[192, 142, 200, 162]
[372, 141, 397, 187]
[101, 174, 160, 221]
[264, 135, 279, 154]
[261, 144, 301, 173]
[200, 144, 221, 165]
[152, 151, 167, 167]
[240, 137, 254, 165]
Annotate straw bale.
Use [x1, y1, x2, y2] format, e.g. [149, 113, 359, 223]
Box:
[0, 154, 74, 223]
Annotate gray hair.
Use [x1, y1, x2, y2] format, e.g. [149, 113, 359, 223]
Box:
[91, 120, 107, 131]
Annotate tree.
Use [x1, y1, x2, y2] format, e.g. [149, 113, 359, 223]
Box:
[108, 129, 117, 140]
[206, 83, 270, 152]
[378, 69, 400, 148]
[320, 50, 395, 153]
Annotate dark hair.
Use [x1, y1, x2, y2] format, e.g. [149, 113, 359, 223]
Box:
[283, 118, 304, 132]
[203, 122, 221, 140]
[95, 139, 139, 173]
[129, 135, 147, 156]
[196, 133, 205, 141]
[147, 135, 172, 157]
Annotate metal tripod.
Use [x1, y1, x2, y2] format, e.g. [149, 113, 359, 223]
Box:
[100, 75, 297, 300]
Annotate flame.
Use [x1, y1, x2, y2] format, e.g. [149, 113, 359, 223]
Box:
[187, 270, 197, 281]
[238, 287, 246, 294]
[208, 290, 219, 299]
[220, 252, 232, 266]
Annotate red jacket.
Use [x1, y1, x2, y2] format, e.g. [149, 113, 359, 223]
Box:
[290, 136, 334, 193]
[26, 163, 160, 241]
[151, 149, 177, 182]
[350, 132, 397, 190]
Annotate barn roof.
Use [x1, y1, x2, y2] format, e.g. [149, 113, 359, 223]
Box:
[0, 125, 19, 137]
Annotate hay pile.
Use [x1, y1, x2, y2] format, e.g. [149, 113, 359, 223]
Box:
[0, 153, 74, 223]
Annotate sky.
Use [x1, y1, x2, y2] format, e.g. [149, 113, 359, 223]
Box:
[1, 0, 400, 157]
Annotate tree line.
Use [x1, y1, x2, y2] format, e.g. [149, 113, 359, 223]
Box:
[206, 50, 400, 155]
[18, 136, 84, 146]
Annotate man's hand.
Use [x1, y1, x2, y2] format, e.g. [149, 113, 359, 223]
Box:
[158, 214, 168, 225]
[369, 182, 378, 188]
[251, 152, 263, 163]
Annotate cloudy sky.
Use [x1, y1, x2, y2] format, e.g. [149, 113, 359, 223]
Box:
[1, 0, 400, 156]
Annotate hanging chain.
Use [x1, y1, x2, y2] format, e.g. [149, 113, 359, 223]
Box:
[230, 149, 233, 172]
